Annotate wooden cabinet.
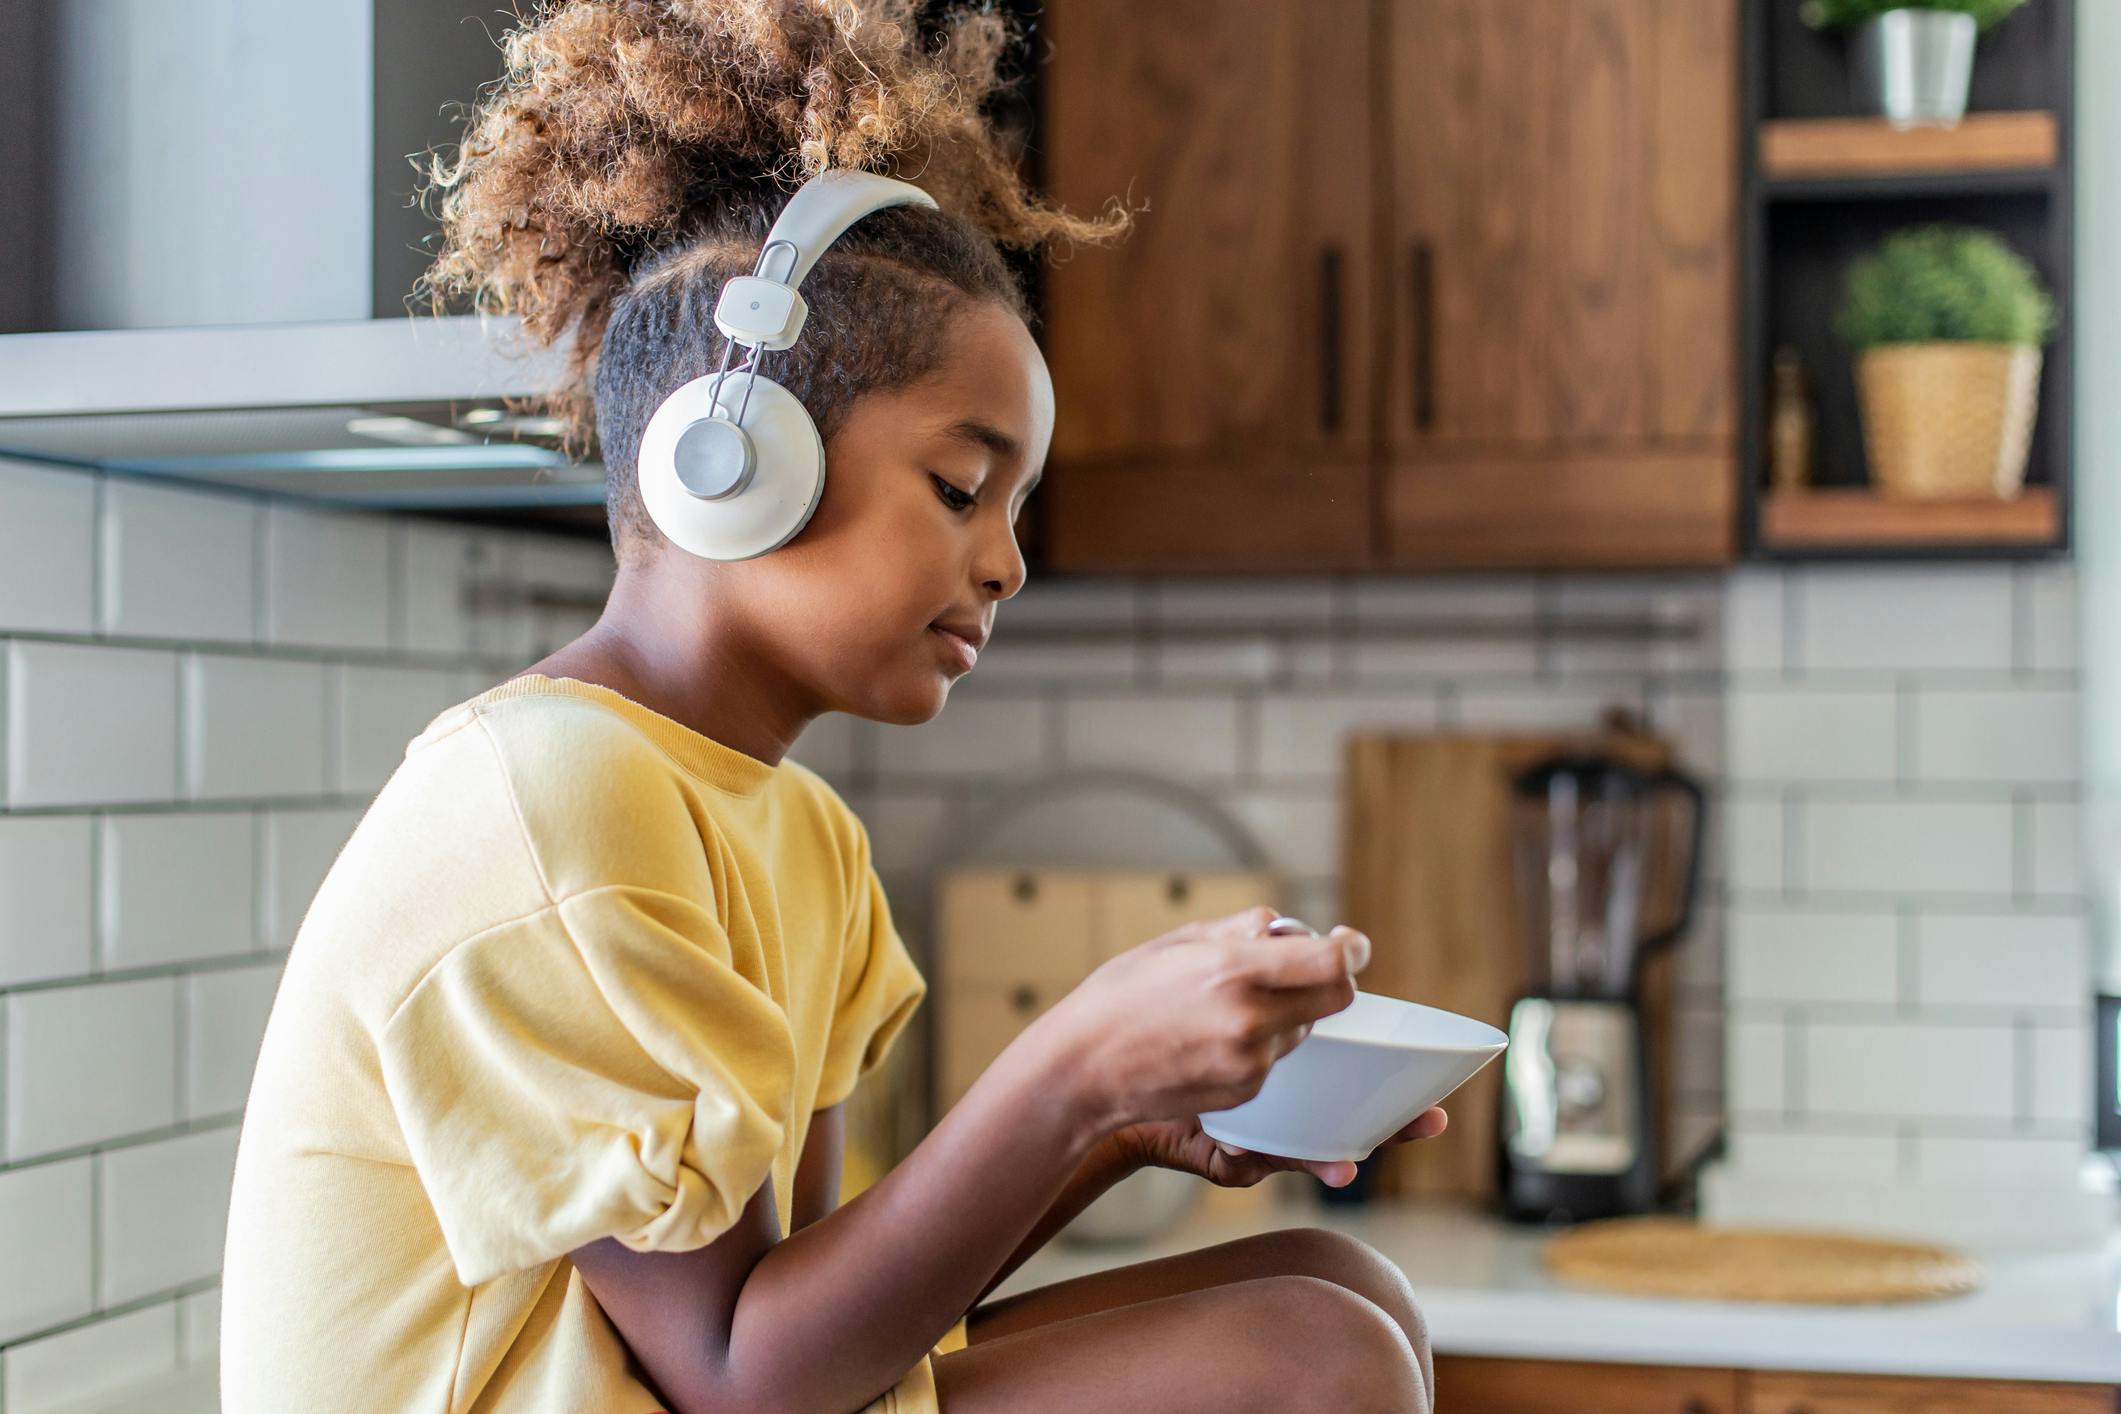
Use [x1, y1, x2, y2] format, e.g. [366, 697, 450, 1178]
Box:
[1435, 1359, 2116, 1413]
[1380, 0, 1737, 567]
[1038, 0, 1375, 571]
[1746, 1371, 2113, 1414]
[1436, 1357, 1739, 1413]
[1036, 0, 1739, 571]
[932, 869, 1279, 1111]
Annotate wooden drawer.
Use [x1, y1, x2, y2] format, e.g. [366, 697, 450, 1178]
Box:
[937, 871, 1096, 987]
[1094, 871, 1282, 965]
[1745, 1371, 2114, 1414]
[1436, 1357, 1739, 1413]
[936, 979, 1065, 1111]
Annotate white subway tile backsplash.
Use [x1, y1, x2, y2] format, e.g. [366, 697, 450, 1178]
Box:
[0, 1157, 94, 1342]
[260, 808, 361, 949]
[6, 642, 179, 808]
[180, 1288, 221, 1365]
[1727, 1020, 1787, 1113]
[1548, 574, 1722, 675]
[0, 817, 93, 986]
[1913, 1135, 2083, 1186]
[335, 665, 459, 791]
[184, 962, 283, 1117]
[1255, 691, 1443, 780]
[2030, 1023, 2090, 1125]
[1002, 580, 1140, 627]
[100, 481, 256, 642]
[1062, 697, 1240, 777]
[0, 459, 96, 634]
[1452, 685, 1640, 734]
[262, 505, 392, 651]
[1723, 569, 1785, 675]
[1805, 1020, 2015, 1121]
[1153, 639, 1285, 684]
[877, 697, 1049, 779]
[4, 978, 177, 1159]
[1802, 800, 2014, 897]
[466, 535, 535, 663]
[99, 812, 255, 969]
[1725, 1127, 1900, 1182]
[1224, 790, 1339, 880]
[1722, 796, 1786, 895]
[1729, 908, 1898, 1006]
[1913, 912, 2088, 1011]
[862, 789, 957, 877]
[1911, 688, 2078, 785]
[1349, 576, 1540, 677]
[975, 638, 1142, 684]
[791, 712, 859, 779]
[2017, 564, 2077, 674]
[2028, 800, 2084, 899]
[1151, 578, 1335, 626]
[0, 1301, 179, 1414]
[399, 523, 475, 656]
[1797, 566, 2014, 672]
[520, 535, 615, 593]
[182, 654, 328, 800]
[1646, 685, 1723, 779]
[98, 1127, 241, 1306]
[1726, 687, 1896, 784]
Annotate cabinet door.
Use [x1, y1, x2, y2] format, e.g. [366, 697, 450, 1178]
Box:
[936, 980, 1064, 1113]
[1038, 0, 1375, 571]
[1744, 1372, 2115, 1414]
[1436, 1357, 1740, 1413]
[1094, 871, 1283, 966]
[938, 871, 1096, 988]
[1382, 0, 1737, 568]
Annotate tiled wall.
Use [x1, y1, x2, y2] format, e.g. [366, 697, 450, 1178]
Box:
[0, 458, 612, 1413]
[0, 448, 2090, 1406]
[1715, 565, 2091, 1196]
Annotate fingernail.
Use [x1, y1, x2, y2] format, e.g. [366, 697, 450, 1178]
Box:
[1216, 1141, 1246, 1158]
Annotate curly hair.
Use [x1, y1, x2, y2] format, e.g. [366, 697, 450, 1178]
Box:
[419, 0, 1134, 557]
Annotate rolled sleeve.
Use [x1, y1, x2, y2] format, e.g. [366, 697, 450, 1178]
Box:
[816, 841, 928, 1110]
[378, 885, 796, 1287]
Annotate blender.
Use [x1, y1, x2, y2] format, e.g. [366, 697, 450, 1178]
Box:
[1497, 752, 1704, 1223]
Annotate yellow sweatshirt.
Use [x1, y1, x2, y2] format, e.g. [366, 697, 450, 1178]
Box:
[221, 674, 963, 1413]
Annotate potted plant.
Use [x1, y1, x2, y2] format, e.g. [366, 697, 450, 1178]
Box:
[1836, 224, 2053, 498]
[1800, 0, 2031, 127]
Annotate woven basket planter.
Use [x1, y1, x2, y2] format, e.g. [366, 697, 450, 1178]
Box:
[1855, 342, 2041, 498]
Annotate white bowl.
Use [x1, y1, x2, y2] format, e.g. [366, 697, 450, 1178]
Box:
[1197, 991, 1508, 1163]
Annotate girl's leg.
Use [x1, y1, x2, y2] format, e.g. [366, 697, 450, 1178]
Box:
[934, 1273, 1427, 1414]
[964, 1226, 1431, 1397]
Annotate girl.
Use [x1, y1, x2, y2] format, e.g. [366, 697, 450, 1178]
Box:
[220, 2, 1446, 1411]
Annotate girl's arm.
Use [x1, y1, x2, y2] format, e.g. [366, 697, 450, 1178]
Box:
[570, 1013, 1112, 1414]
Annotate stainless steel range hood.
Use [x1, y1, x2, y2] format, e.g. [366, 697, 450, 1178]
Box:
[0, 1, 608, 524]
[0, 315, 605, 514]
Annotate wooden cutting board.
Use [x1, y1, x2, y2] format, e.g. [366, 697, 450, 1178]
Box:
[1342, 729, 1682, 1202]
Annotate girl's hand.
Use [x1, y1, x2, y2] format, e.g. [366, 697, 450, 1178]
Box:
[1034, 907, 1375, 1137]
[1116, 1108, 1450, 1189]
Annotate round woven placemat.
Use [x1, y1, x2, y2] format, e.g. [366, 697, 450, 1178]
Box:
[1541, 1217, 1984, 1305]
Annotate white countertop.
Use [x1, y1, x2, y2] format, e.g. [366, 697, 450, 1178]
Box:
[994, 1182, 2121, 1386]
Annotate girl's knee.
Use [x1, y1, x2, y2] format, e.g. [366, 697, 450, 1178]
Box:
[1261, 1228, 1430, 1365]
[1246, 1275, 1428, 1413]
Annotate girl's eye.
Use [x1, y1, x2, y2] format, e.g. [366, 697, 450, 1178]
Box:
[930, 473, 977, 512]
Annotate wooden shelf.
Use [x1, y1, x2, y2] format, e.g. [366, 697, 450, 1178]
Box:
[1759, 111, 2058, 181]
[1759, 485, 2060, 551]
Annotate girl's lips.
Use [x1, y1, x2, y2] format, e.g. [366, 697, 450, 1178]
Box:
[929, 624, 979, 670]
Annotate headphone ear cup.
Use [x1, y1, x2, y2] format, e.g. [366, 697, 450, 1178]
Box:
[637, 372, 826, 561]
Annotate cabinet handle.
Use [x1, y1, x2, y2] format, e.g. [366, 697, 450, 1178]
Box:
[1409, 239, 1435, 431]
[1318, 245, 1344, 435]
[1010, 984, 1039, 1014]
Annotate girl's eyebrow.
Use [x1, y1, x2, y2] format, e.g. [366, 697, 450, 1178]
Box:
[940, 418, 1021, 462]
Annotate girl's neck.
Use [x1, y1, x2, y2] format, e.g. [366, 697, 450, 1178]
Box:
[523, 560, 817, 770]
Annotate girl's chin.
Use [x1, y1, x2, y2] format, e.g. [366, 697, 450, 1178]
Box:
[855, 675, 953, 728]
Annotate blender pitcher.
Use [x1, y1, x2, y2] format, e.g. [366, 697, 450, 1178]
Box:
[1497, 752, 1705, 1223]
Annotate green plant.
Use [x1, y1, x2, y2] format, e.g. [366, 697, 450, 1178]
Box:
[1800, 0, 2029, 33]
[1837, 225, 2054, 348]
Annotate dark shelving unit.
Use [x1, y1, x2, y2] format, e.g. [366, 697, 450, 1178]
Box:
[1738, 0, 2074, 560]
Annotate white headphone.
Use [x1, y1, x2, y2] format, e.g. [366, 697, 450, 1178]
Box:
[636, 168, 940, 560]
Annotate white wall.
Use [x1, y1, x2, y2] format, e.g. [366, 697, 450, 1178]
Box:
[0, 457, 612, 1411]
